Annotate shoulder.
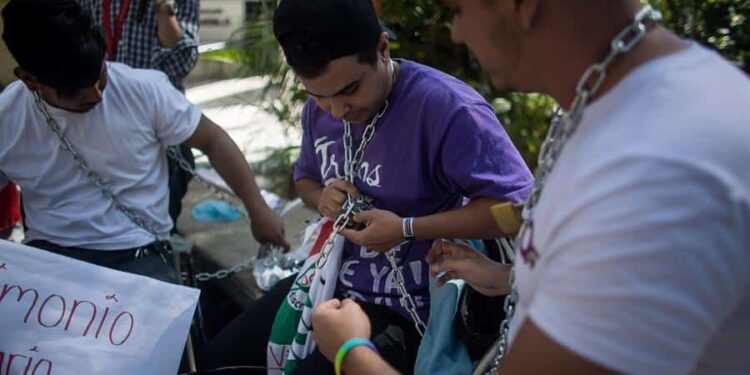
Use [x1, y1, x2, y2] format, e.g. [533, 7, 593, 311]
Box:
[0, 81, 29, 114]
[107, 62, 174, 93]
[106, 62, 187, 109]
[578, 43, 750, 191]
[396, 60, 500, 131]
[0, 82, 33, 155]
[397, 60, 490, 110]
[603, 43, 750, 132]
[0, 82, 32, 136]
[542, 42, 750, 249]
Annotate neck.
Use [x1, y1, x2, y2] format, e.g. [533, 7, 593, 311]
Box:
[34, 92, 64, 112]
[381, 58, 399, 106]
[547, 25, 688, 110]
[358, 59, 399, 125]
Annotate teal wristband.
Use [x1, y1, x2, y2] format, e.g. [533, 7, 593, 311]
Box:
[334, 338, 377, 375]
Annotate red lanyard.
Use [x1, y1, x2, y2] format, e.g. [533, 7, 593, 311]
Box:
[102, 0, 133, 59]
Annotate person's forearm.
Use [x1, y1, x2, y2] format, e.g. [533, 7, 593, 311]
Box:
[156, 12, 181, 49]
[413, 197, 505, 240]
[295, 178, 324, 211]
[200, 132, 269, 217]
[342, 347, 400, 375]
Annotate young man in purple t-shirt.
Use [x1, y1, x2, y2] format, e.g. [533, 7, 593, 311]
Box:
[199, 0, 532, 373]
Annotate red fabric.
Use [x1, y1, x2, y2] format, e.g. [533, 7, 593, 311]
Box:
[309, 221, 334, 257]
[0, 183, 21, 231]
[103, 0, 133, 59]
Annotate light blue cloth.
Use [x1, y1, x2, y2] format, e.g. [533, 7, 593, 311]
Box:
[414, 238, 483, 375]
[191, 199, 243, 222]
[414, 277, 473, 375]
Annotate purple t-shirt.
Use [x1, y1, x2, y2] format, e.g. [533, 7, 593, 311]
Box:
[294, 60, 533, 322]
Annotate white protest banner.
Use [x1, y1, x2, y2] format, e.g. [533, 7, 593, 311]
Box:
[0, 240, 200, 375]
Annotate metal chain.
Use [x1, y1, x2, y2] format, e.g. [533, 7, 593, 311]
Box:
[313, 80, 390, 268]
[33, 93, 162, 240]
[480, 6, 662, 375]
[180, 146, 287, 282]
[32, 91, 271, 282]
[341, 59, 426, 335]
[162, 64, 399, 286]
[167, 138, 300, 283]
[166, 146, 248, 218]
[342, 101, 385, 185]
[195, 256, 258, 282]
[313, 196, 360, 270]
[386, 251, 427, 336]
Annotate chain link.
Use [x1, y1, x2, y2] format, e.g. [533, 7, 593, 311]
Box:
[167, 137, 294, 283]
[386, 251, 427, 336]
[343, 101, 386, 185]
[479, 6, 662, 375]
[37, 58, 432, 334]
[195, 254, 259, 282]
[34, 92, 248, 237]
[308, 59, 427, 334]
[166, 146, 248, 218]
[341, 59, 426, 335]
[33, 90, 265, 282]
[33, 93, 163, 240]
[310, 89, 388, 268]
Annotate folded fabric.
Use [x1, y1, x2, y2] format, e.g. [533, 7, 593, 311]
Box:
[191, 199, 243, 222]
[413, 239, 479, 375]
[414, 278, 473, 375]
[267, 219, 342, 374]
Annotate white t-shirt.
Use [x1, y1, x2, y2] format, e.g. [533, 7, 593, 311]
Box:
[510, 42, 750, 374]
[0, 62, 201, 250]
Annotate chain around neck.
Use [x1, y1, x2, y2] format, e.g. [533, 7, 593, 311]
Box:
[342, 58, 398, 184]
[481, 5, 663, 375]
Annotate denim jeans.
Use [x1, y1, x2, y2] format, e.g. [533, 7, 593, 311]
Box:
[26, 239, 178, 283]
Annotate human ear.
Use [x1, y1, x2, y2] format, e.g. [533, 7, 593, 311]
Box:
[13, 67, 39, 92]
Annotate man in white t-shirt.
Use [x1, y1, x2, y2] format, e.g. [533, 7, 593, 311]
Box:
[310, 1, 750, 374]
[0, 0, 289, 279]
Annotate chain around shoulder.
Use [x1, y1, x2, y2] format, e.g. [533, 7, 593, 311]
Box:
[479, 6, 663, 375]
[32, 92, 270, 282]
[33, 92, 163, 239]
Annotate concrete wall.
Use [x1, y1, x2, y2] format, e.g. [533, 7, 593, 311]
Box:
[199, 0, 248, 44]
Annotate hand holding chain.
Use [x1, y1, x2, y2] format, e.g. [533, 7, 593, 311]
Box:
[318, 59, 425, 334]
[195, 82, 393, 281]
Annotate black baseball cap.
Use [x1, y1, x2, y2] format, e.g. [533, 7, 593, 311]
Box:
[273, 0, 387, 70]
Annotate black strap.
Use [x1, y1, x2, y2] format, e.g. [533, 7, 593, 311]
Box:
[136, 0, 149, 23]
[454, 238, 512, 361]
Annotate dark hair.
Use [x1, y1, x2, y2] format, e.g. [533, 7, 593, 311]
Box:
[2, 0, 105, 90]
[281, 31, 379, 79]
[273, 0, 384, 79]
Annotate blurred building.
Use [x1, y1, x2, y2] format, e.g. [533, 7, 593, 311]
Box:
[199, 0, 265, 44]
[198, 0, 382, 44]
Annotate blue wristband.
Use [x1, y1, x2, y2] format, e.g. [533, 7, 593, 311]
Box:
[334, 338, 377, 375]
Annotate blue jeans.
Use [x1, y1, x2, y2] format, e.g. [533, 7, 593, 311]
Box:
[26, 239, 178, 283]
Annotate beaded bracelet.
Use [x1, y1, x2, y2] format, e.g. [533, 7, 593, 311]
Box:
[334, 338, 378, 375]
